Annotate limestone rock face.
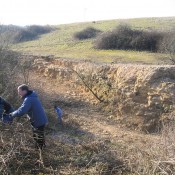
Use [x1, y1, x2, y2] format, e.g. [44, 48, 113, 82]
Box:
[33, 57, 175, 132]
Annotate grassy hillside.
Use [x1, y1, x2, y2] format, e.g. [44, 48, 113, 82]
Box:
[12, 17, 175, 64]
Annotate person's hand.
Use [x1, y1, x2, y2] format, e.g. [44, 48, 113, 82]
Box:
[2, 114, 13, 124]
[9, 113, 12, 116]
[9, 113, 14, 120]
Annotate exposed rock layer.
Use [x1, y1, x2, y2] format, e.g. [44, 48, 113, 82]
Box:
[32, 56, 175, 132]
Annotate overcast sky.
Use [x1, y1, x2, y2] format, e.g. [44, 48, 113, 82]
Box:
[0, 0, 175, 26]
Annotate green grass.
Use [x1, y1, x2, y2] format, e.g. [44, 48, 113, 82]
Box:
[12, 17, 175, 64]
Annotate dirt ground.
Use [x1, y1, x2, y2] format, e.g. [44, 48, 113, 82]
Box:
[25, 71, 166, 174]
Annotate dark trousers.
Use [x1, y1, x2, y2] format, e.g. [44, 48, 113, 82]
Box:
[32, 125, 45, 149]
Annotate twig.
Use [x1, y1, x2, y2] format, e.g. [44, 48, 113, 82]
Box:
[71, 68, 104, 103]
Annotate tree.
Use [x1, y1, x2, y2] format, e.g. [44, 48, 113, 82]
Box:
[160, 31, 175, 64]
[0, 25, 19, 99]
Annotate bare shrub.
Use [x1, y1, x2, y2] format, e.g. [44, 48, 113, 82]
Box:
[0, 25, 54, 43]
[0, 119, 126, 174]
[0, 122, 30, 174]
[0, 50, 20, 102]
[0, 121, 51, 175]
[27, 25, 54, 35]
[0, 25, 20, 45]
[94, 24, 164, 52]
[74, 27, 102, 40]
[14, 25, 54, 43]
[0, 30, 33, 103]
[19, 58, 34, 85]
[159, 30, 175, 64]
[0, 26, 35, 101]
[13, 29, 37, 43]
[155, 117, 175, 174]
[123, 113, 175, 174]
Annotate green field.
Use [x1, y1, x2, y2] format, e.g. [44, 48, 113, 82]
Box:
[12, 17, 175, 64]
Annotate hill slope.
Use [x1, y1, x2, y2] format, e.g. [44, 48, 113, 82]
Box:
[12, 17, 175, 64]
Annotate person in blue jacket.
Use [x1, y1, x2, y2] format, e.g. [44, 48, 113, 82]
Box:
[0, 97, 14, 124]
[10, 84, 48, 149]
[54, 105, 63, 125]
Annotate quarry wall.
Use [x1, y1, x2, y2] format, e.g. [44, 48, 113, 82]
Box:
[32, 56, 175, 132]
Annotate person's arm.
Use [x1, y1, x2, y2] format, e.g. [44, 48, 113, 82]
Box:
[11, 98, 32, 118]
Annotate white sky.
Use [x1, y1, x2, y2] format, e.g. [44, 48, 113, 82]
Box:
[0, 0, 175, 26]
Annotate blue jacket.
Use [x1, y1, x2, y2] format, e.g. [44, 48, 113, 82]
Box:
[11, 91, 48, 128]
[55, 107, 63, 119]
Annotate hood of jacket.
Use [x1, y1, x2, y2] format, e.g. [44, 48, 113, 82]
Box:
[23, 91, 38, 99]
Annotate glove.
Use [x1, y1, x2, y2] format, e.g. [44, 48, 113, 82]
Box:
[9, 113, 13, 118]
[2, 114, 13, 124]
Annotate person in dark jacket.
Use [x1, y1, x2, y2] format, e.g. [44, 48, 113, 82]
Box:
[0, 97, 14, 123]
[10, 84, 48, 149]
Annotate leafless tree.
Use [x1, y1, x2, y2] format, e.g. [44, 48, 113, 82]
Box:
[19, 58, 33, 85]
[0, 25, 20, 100]
[160, 31, 175, 64]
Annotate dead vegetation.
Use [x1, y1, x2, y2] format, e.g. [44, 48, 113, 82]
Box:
[1, 68, 175, 174]
[0, 116, 126, 175]
[1, 47, 175, 174]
